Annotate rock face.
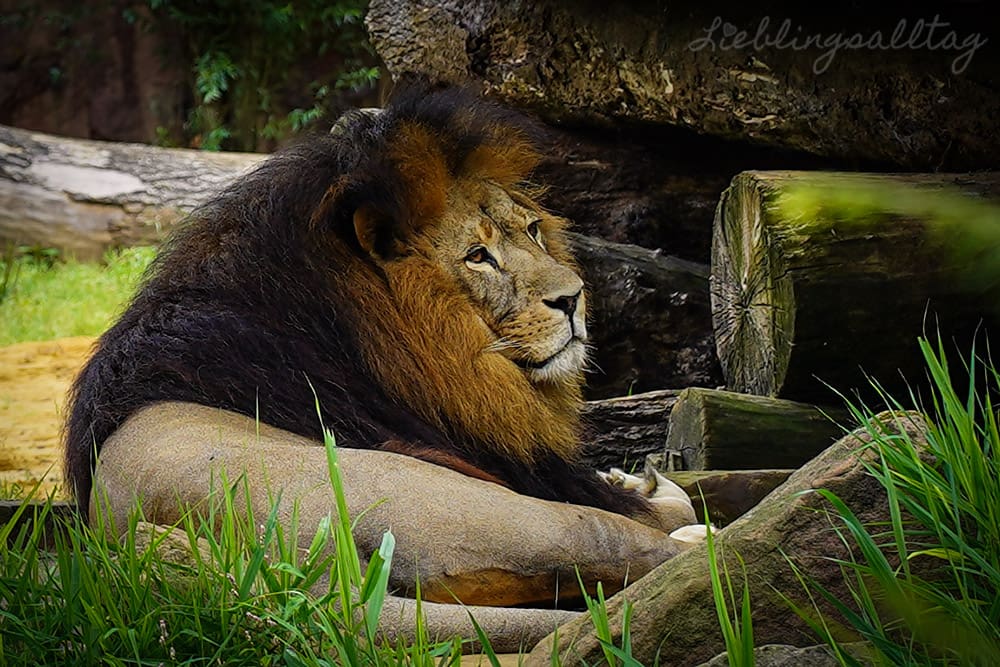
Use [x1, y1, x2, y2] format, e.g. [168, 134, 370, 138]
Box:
[698, 643, 857, 667]
[367, 0, 1000, 171]
[526, 412, 929, 666]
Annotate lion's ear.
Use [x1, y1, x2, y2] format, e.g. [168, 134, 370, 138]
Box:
[353, 204, 407, 260]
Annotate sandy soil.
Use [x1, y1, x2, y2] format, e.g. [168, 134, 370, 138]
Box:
[0, 336, 95, 498]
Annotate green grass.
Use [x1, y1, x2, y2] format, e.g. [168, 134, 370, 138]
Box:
[785, 337, 1000, 666]
[0, 426, 482, 665]
[575, 572, 641, 667]
[705, 510, 754, 667]
[0, 247, 155, 346]
[4, 246, 999, 665]
[0, 401, 641, 665]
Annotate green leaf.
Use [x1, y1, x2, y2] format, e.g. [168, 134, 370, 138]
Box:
[361, 530, 396, 640]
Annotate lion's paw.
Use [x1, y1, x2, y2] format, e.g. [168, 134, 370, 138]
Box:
[668, 523, 714, 544]
[599, 467, 655, 494]
[601, 462, 705, 534]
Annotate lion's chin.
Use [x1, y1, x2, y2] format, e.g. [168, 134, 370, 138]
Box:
[523, 338, 587, 385]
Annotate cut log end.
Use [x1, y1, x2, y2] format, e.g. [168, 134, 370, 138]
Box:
[710, 173, 792, 397]
[710, 170, 1000, 403]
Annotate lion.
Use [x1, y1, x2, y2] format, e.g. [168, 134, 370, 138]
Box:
[65, 85, 700, 650]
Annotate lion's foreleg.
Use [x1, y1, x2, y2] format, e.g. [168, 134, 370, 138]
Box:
[93, 403, 691, 642]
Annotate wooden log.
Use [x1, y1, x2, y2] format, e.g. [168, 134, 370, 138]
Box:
[569, 232, 722, 399]
[0, 124, 262, 261]
[533, 126, 741, 262]
[665, 388, 847, 470]
[367, 1, 1000, 171]
[579, 390, 679, 471]
[711, 171, 1000, 403]
[652, 465, 793, 526]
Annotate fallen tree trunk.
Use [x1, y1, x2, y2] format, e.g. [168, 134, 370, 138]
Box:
[2, 120, 736, 266]
[579, 390, 679, 471]
[664, 388, 847, 470]
[0, 124, 261, 261]
[367, 0, 1000, 170]
[711, 171, 1000, 403]
[569, 233, 721, 398]
[533, 126, 745, 261]
[655, 467, 793, 526]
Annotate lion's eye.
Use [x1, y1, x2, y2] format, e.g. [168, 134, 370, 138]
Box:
[527, 220, 544, 246]
[465, 246, 491, 264]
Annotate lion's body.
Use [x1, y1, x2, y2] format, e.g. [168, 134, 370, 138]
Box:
[91, 400, 682, 649]
[65, 86, 647, 522]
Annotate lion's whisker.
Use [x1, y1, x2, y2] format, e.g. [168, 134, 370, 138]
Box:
[582, 348, 605, 376]
[484, 337, 522, 353]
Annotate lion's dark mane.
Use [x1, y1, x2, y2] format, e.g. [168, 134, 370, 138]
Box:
[65, 85, 647, 520]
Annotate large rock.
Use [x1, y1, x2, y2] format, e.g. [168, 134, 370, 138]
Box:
[698, 643, 867, 667]
[367, 0, 1000, 171]
[526, 412, 929, 666]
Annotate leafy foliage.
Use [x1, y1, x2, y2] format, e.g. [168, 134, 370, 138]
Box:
[147, 0, 380, 151]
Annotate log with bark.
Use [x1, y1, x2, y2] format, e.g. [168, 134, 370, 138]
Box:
[0, 118, 736, 264]
[664, 387, 848, 470]
[569, 233, 721, 398]
[0, 125, 719, 399]
[579, 390, 679, 471]
[0, 124, 262, 261]
[711, 171, 1000, 403]
[655, 466, 793, 526]
[367, 0, 1000, 171]
[534, 123, 841, 262]
[532, 125, 782, 261]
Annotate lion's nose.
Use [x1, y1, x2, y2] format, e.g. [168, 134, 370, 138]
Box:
[543, 290, 581, 317]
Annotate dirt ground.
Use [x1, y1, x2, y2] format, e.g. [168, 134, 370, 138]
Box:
[0, 336, 95, 498]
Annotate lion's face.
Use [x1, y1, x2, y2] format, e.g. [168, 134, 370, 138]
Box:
[426, 180, 588, 385]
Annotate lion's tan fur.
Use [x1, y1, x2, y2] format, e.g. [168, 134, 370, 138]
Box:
[336, 121, 582, 462]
